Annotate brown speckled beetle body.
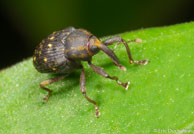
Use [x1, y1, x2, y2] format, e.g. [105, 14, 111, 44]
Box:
[33, 26, 149, 117]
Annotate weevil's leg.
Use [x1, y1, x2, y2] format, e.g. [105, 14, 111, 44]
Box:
[88, 61, 130, 90]
[102, 36, 149, 65]
[80, 67, 100, 117]
[40, 75, 67, 102]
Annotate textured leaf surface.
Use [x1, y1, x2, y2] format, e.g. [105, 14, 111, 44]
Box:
[0, 22, 194, 134]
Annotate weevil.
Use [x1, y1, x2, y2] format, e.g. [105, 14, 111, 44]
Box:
[33, 27, 149, 117]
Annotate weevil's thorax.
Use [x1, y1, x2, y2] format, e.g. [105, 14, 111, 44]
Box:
[65, 29, 100, 61]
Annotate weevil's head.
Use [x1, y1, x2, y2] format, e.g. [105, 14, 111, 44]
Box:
[88, 36, 121, 68]
[87, 36, 101, 55]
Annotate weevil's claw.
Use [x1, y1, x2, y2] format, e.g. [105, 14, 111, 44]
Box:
[142, 59, 149, 65]
[95, 105, 100, 118]
[129, 60, 133, 64]
[42, 91, 53, 103]
[119, 65, 127, 71]
[122, 81, 130, 90]
[134, 38, 142, 43]
[125, 81, 130, 90]
[117, 80, 130, 90]
[43, 96, 49, 103]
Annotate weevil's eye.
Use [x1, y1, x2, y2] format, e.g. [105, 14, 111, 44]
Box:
[89, 36, 100, 54]
[89, 45, 99, 53]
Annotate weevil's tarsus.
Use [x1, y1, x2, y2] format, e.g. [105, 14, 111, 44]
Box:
[88, 61, 130, 90]
[102, 36, 149, 65]
[133, 59, 149, 65]
[40, 75, 67, 102]
[80, 68, 100, 118]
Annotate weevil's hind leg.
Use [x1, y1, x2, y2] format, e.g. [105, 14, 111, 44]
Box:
[102, 36, 149, 65]
[88, 61, 130, 90]
[40, 75, 67, 103]
[80, 67, 100, 118]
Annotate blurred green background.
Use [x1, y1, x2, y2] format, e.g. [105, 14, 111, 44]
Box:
[0, 0, 194, 69]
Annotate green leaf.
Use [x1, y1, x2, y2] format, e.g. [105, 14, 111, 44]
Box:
[1, 22, 194, 134]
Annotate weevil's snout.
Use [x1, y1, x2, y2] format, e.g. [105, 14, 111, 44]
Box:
[94, 42, 127, 71]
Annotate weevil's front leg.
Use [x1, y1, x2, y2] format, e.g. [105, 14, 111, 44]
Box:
[40, 75, 67, 102]
[88, 61, 130, 90]
[102, 36, 149, 65]
[80, 68, 100, 118]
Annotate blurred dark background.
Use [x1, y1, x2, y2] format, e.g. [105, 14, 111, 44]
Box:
[0, 0, 194, 70]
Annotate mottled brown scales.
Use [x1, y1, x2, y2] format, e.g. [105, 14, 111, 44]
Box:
[38, 51, 42, 56]
[60, 48, 64, 52]
[65, 49, 69, 53]
[39, 44, 43, 48]
[49, 36, 55, 40]
[33, 26, 149, 118]
[71, 53, 78, 58]
[79, 28, 92, 35]
[80, 53, 87, 58]
[70, 46, 87, 51]
[47, 50, 51, 54]
[34, 49, 38, 54]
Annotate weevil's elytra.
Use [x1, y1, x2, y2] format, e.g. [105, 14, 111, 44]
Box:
[33, 26, 149, 117]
